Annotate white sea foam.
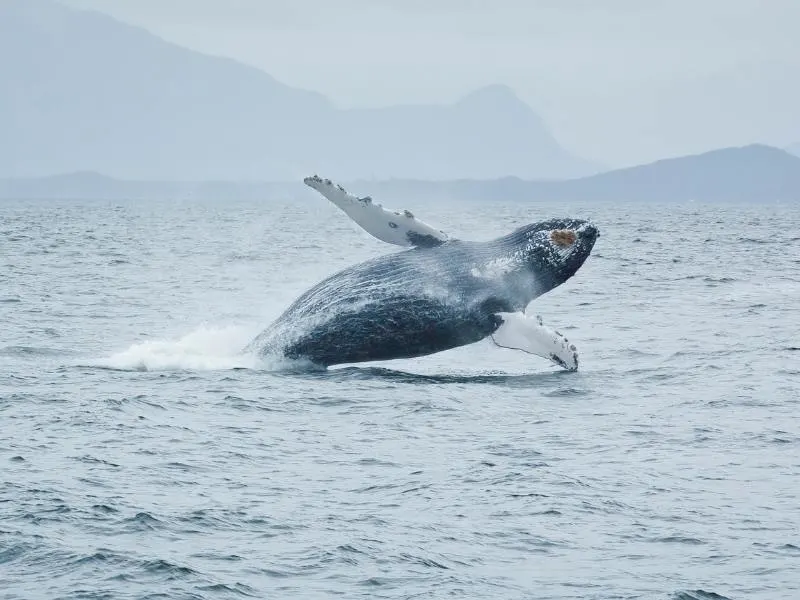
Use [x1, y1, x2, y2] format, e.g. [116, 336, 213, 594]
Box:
[92, 324, 262, 372]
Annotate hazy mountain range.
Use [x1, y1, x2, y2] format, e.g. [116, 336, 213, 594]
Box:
[367, 144, 800, 203]
[3, 144, 799, 202]
[2, 0, 797, 201]
[0, 0, 600, 181]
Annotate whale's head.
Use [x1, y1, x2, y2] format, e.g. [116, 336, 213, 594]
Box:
[507, 218, 599, 294]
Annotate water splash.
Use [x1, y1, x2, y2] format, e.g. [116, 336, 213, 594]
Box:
[91, 324, 262, 372]
[87, 323, 327, 373]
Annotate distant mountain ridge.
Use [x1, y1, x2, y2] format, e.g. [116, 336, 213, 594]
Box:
[3, 144, 798, 202]
[356, 144, 800, 203]
[0, 0, 598, 181]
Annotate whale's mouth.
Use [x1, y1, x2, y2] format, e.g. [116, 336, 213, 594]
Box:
[550, 229, 577, 247]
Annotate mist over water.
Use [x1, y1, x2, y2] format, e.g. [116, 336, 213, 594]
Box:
[1, 195, 799, 599]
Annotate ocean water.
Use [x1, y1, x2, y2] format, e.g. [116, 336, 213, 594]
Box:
[1, 194, 798, 600]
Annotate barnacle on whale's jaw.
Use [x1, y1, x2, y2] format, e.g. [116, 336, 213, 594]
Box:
[550, 229, 578, 247]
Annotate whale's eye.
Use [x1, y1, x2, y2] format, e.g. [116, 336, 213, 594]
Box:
[550, 229, 577, 247]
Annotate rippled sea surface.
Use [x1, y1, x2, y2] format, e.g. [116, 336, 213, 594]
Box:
[1, 195, 799, 600]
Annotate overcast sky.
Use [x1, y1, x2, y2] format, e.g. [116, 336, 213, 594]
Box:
[61, 0, 800, 167]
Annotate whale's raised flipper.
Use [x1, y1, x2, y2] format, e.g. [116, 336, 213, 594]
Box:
[491, 312, 579, 371]
[304, 175, 449, 248]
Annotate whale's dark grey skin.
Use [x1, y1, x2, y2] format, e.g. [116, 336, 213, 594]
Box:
[249, 218, 598, 367]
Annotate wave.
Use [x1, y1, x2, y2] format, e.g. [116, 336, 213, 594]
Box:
[0, 346, 65, 357]
[672, 591, 733, 600]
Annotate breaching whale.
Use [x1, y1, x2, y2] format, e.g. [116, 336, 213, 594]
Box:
[247, 176, 599, 371]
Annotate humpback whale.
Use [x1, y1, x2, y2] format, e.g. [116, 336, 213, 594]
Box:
[248, 176, 598, 371]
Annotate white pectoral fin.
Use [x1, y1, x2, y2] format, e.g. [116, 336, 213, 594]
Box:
[303, 175, 449, 248]
[491, 312, 579, 371]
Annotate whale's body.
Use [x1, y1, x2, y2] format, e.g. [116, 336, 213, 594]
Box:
[249, 219, 598, 367]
